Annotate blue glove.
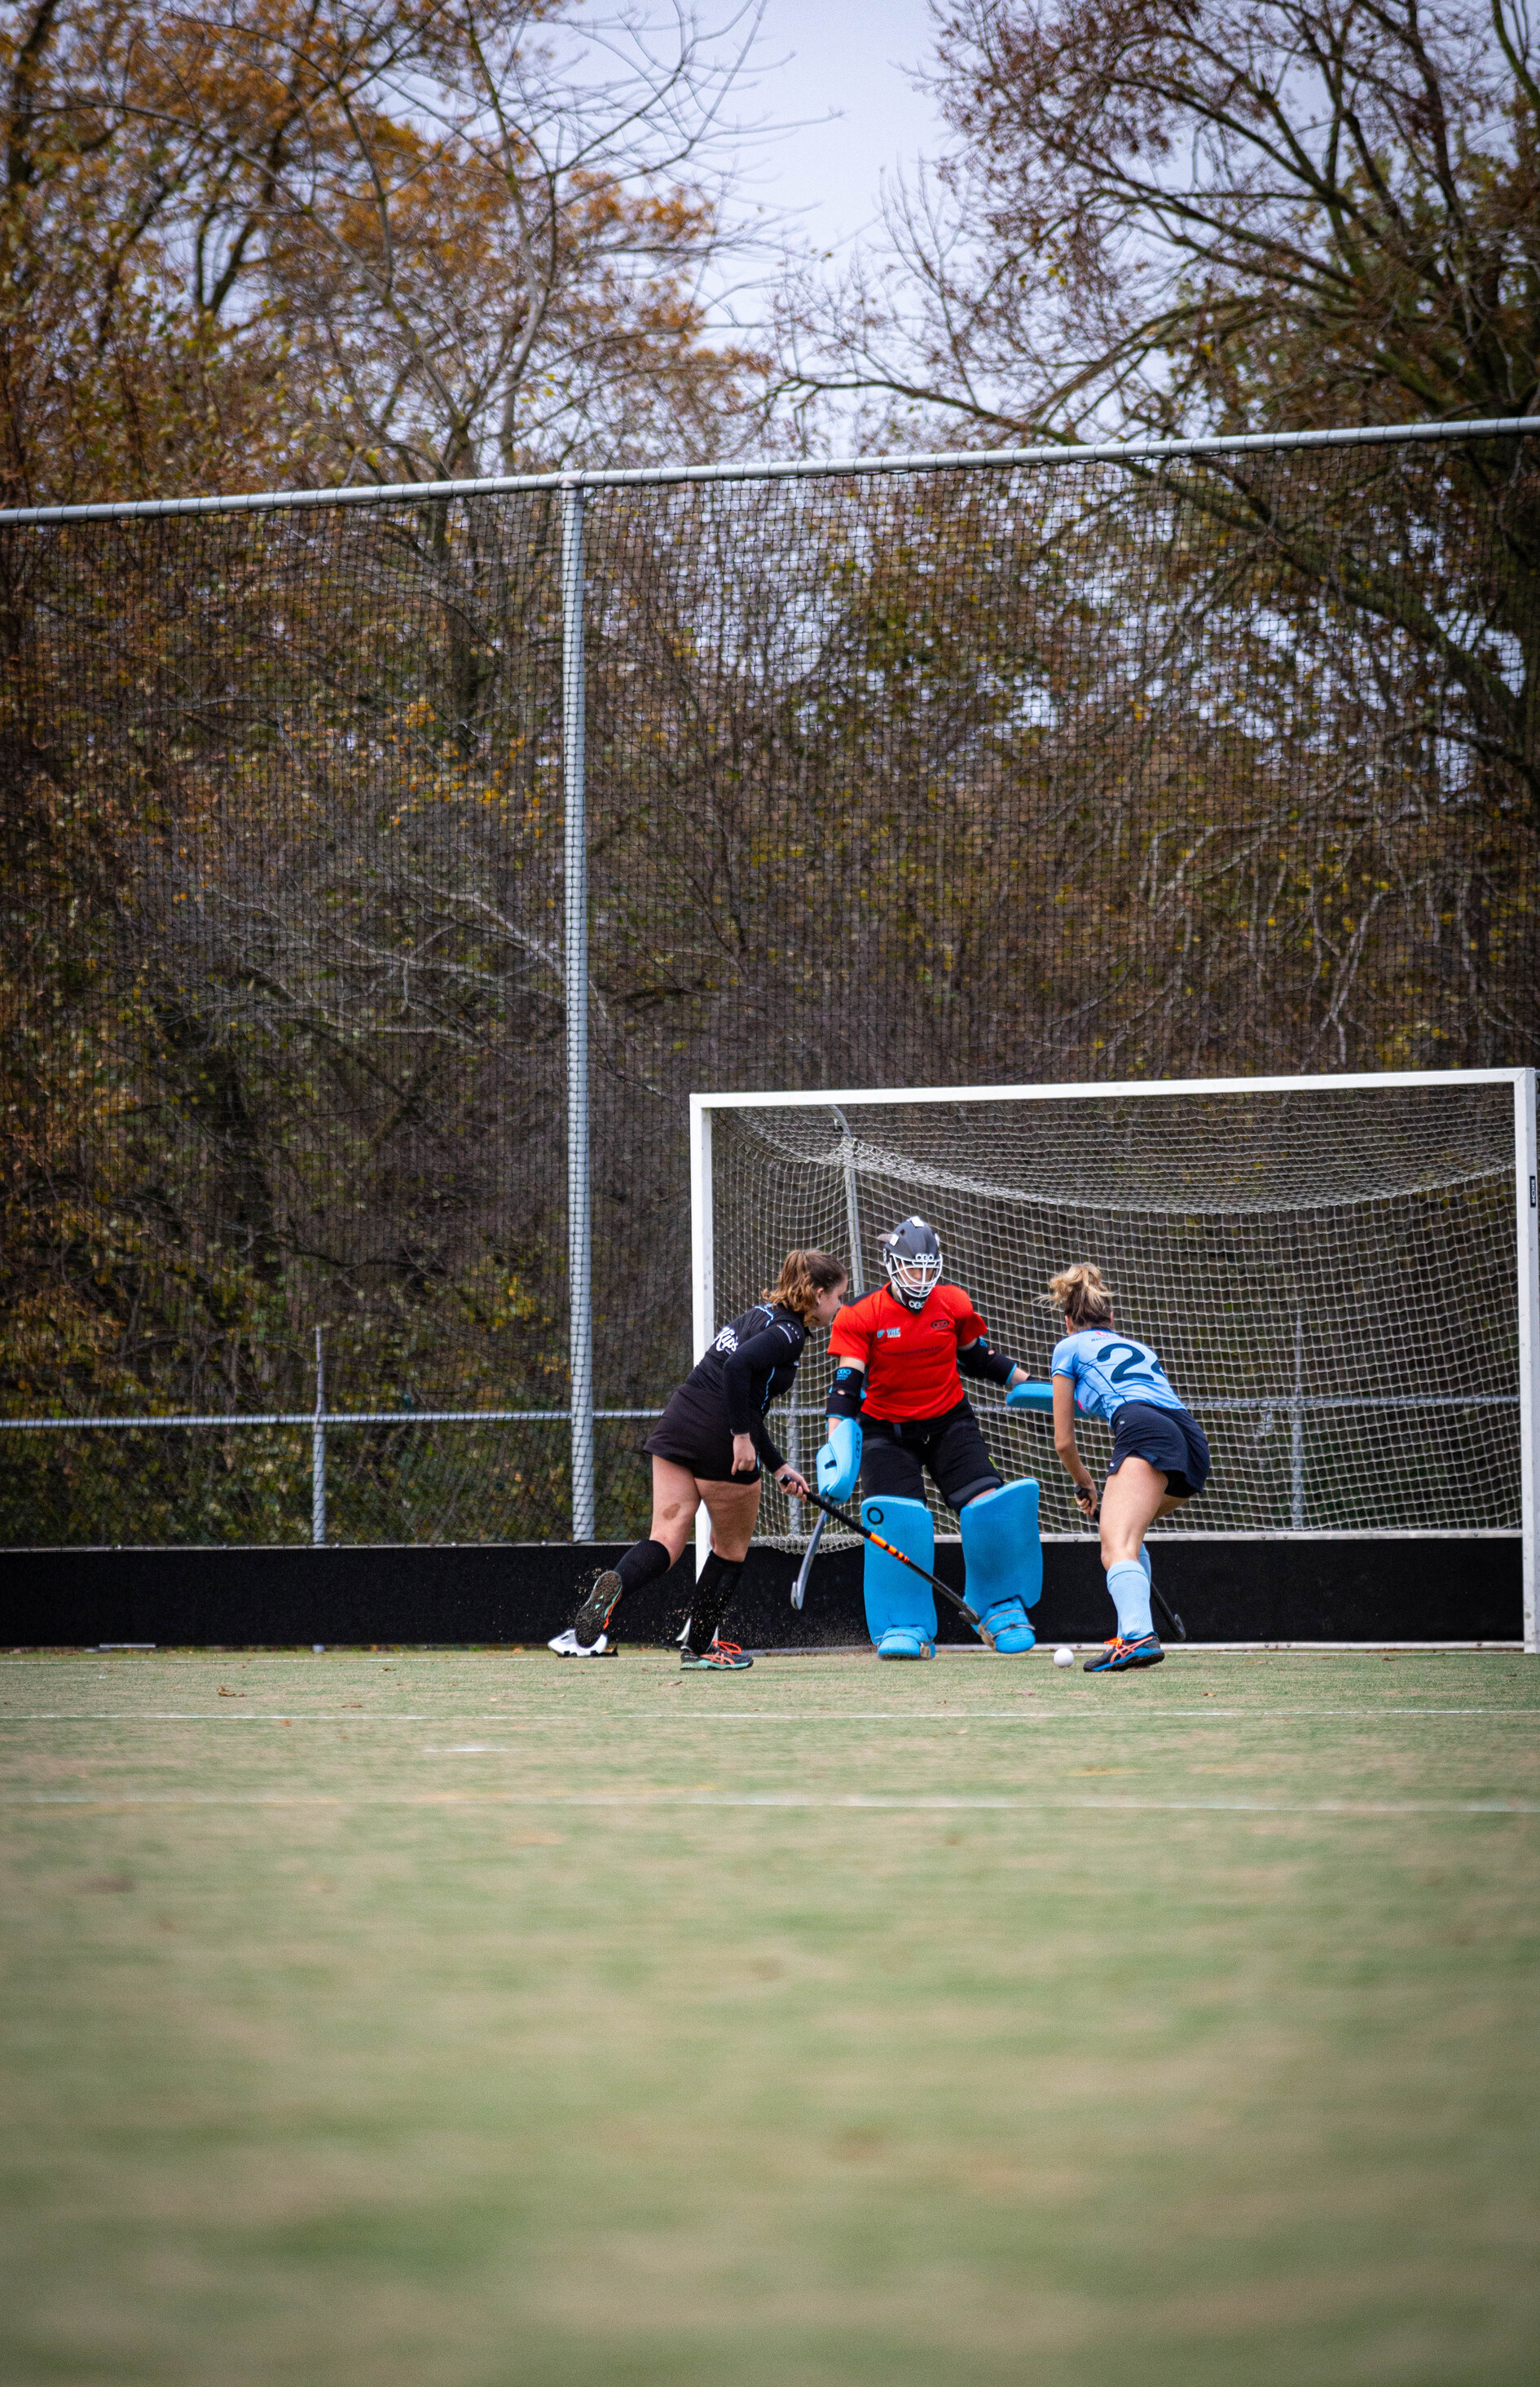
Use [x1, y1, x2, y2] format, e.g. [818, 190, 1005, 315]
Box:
[816, 1416, 861, 1503]
[1005, 1379, 1055, 1413]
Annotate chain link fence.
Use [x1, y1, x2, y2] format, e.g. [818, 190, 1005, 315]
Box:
[3, 421, 1538, 1544]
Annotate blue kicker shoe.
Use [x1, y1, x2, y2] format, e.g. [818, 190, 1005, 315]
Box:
[1084, 1633, 1164, 1674]
[877, 1626, 935, 1659]
[976, 1598, 1036, 1654]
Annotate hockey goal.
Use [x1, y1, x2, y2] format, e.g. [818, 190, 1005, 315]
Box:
[689, 1071, 1539, 1649]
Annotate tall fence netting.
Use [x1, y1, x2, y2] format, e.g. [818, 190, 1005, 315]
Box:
[2, 433, 1537, 1542]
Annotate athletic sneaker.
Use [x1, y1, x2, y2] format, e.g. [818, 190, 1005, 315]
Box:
[1083, 1632, 1164, 1673]
[547, 1626, 616, 1657]
[563, 1569, 623, 1654]
[680, 1639, 754, 1671]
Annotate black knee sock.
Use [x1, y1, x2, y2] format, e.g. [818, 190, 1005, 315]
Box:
[617, 1538, 673, 1597]
[687, 1552, 745, 1654]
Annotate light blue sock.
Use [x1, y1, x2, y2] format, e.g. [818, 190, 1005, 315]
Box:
[1139, 1544, 1156, 1613]
[1138, 1544, 1159, 1627]
[1106, 1561, 1153, 1641]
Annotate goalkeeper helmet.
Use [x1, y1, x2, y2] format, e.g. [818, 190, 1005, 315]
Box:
[879, 1216, 943, 1311]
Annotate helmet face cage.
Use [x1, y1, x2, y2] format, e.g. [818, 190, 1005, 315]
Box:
[879, 1217, 944, 1311]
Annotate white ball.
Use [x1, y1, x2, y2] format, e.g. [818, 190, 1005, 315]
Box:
[1053, 1645, 1076, 1669]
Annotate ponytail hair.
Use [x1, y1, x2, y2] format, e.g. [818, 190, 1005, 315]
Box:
[1046, 1260, 1114, 1331]
[763, 1248, 848, 1323]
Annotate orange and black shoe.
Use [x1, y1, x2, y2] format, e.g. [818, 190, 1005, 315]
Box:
[680, 1638, 754, 1671]
[1084, 1633, 1164, 1674]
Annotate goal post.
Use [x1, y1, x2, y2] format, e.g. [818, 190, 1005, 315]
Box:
[689, 1069, 1540, 1650]
[1517, 1072, 1540, 1656]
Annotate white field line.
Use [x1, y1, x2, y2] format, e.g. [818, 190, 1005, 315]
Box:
[4, 1708, 1538, 1724]
[3, 1790, 1534, 1817]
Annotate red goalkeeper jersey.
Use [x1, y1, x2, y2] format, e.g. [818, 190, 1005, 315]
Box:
[827, 1282, 990, 1421]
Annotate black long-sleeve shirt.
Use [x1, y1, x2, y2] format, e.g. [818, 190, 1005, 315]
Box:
[670, 1301, 807, 1473]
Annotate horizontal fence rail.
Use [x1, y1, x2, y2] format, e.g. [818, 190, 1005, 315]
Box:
[3, 1394, 1520, 1551]
[0, 1407, 667, 1547]
[0, 1410, 665, 1428]
[0, 1395, 1518, 1428]
[2, 415, 1538, 526]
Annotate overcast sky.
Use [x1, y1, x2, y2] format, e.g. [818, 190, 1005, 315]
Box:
[731, 0, 949, 260]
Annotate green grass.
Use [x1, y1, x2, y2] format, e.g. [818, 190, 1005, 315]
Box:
[1, 1644, 1536, 2385]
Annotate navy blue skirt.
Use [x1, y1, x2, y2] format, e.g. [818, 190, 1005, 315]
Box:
[1107, 1401, 1210, 1500]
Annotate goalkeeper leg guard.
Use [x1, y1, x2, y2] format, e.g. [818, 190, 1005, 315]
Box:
[861, 1495, 936, 1659]
[959, 1479, 1041, 1653]
[684, 1553, 745, 1655]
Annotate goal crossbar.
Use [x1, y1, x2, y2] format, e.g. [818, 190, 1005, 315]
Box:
[692, 1066, 1530, 1113]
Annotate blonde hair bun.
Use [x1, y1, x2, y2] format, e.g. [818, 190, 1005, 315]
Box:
[1046, 1261, 1114, 1330]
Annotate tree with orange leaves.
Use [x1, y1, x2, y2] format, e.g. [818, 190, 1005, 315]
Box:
[0, 0, 766, 504]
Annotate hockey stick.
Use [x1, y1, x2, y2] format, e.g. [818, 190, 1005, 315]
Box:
[790, 1511, 826, 1611]
[1151, 1584, 1187, 1641]
[796, 1484, 982, 1627]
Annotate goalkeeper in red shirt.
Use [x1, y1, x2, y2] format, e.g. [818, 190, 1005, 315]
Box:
[816, 1217, 1051, 1659]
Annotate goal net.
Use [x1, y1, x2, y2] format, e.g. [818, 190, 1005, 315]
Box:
[696, 1073, 1537, 1552]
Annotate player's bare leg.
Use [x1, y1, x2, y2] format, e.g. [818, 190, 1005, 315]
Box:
[554, 1457, 701, 1654]
[1100, 1457, 1182, 1566]
[696, 1473, 760, 1563]
[1086, 1456, 1181, 1672]
[640, 1457, 702, 1561]
[680, 1474, 760, 1667]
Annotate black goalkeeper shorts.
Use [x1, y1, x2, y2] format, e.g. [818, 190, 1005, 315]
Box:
[859, 1399, 1002, 1513]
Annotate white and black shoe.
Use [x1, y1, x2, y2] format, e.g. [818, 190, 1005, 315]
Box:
[546, 1626, 615, 1657]
[548, 1570, 623, 1656]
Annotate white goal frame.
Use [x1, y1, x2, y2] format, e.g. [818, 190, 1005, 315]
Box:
[689, 1068, 1540, 1653]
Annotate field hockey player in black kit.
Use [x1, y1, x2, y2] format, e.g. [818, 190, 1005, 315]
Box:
[549, 1249, 848, 1667]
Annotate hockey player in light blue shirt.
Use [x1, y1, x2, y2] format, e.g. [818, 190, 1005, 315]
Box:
[1045, 1262, 1211, 1675]
[1049, 1328, 1186, 1423]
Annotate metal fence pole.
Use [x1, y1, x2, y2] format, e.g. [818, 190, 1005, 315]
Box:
[562, 482, 596, 1541]
[1516, 1070, 1539, 1654]
[311, 1326, 327, 1546]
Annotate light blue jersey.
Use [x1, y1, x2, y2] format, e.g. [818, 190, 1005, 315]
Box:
[1051, 1329, 1185, 1424]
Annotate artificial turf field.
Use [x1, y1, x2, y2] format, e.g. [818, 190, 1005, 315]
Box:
[1, 1645, 1536, 2386]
